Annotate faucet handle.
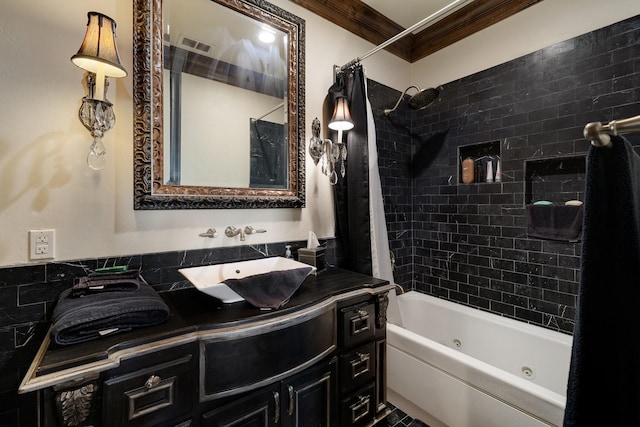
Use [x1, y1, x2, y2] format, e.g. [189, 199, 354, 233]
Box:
[244, 226, 267, 235]
[199, 228, 218, 238]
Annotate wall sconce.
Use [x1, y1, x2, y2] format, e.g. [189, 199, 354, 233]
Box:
[309, 96, 354, 184]
[71, 12, 127, 170]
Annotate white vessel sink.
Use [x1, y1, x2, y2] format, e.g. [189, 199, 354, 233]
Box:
[178, 257, 316, 303]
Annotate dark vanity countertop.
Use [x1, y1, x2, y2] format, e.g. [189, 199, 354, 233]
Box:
[23, 268, 389, 390]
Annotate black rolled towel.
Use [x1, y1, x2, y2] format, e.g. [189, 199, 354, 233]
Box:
[223, 266, 313, 309]
[51, 281, 170, 346]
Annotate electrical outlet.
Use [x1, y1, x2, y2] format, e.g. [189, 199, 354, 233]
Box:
[29, 229, 55, 260]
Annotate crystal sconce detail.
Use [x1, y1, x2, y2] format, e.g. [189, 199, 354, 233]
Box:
[309, 96, 354, 185]
[71, 12, 127, 170]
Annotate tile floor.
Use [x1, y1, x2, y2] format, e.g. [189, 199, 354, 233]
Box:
[385, 403, 430, 427]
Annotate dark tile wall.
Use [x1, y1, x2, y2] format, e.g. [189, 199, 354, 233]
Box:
[369, 80, 415, 290]
[0, 239, 333, 426]
[375, 14, 640, 334]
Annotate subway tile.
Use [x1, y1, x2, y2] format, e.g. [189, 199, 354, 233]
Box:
[18, 281, 68, 306]
[542, 265, 576, 281]
[0, 266, 45, 288]
[515, 307, 544, 325]
[468, 295, 491, 310]
[514, 283, 543, 299]
[503, 292, 529, 308]
[528, 252, 559, 266]
[528, 275, 560, 291]
[490, 300, 516, 317]
[544, 289, 576, 307]
[501, 248, 527, 261]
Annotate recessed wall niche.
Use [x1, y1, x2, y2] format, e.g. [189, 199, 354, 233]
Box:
[524, 155, 586, 205]
[458, 141, 501, 184]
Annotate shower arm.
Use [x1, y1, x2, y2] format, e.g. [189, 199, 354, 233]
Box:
[337, 0, 473, 73]
[584, 115, 640, 147]
[384, 85, 420, 115]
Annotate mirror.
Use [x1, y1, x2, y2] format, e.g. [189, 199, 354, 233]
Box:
[133, 0, 306, 209]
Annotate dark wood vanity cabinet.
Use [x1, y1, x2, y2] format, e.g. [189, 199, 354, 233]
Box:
[337, 297, 387, 427]
[23, 269, 391, 427]
[202, 357, 337, 427]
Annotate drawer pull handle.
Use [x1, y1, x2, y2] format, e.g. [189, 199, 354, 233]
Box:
[127, 376, 176, 420]
[273, 391, 280, 424]
[350, 394, 370, 423]
[350, 310, 370, 335]
[287, 385, 295, 416]
[144, 375, 161, 390]
[350, 352, 371, 378]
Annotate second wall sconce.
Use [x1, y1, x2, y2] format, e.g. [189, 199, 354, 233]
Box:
[309, 96, 354, 184]
[71, 12, 127, 170]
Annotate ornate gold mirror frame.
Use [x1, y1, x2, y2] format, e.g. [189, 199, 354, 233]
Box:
[133, 0, 306, 209]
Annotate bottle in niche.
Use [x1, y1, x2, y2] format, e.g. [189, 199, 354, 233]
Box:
[485, 160, 494, 183]
[475, 162, 483, 183]
[495, 159, 502, 182]
[462, 157, 474, 183]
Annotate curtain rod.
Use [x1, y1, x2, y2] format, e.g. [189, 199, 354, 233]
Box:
[584, 115, 640, 147]
[338, 0, 474, 72]
[252, 102, 285, 122]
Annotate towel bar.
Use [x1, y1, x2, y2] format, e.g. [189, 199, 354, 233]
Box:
[584, 114, 640, 147]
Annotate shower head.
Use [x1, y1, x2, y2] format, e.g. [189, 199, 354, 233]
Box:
[409, 87, 440, 110]
[384, 85, 441, 115]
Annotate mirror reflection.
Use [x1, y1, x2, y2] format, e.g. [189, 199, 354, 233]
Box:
[133, 0, 305, 209]
[163, 0, 288, 188]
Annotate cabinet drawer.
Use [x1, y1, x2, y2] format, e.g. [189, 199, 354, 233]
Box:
[340, 382, 375, 427]
[201, 307, 336, 400]
[340, 303, 375, 348]
[103, 355, 193, 427]
[340, 341, 375, 393]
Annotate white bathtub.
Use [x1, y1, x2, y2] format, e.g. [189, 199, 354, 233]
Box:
[386, 291, 572, 427]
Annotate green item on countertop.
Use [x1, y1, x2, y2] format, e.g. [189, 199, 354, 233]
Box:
[533, 200, 553, 206]
[95, 266, 129, 273]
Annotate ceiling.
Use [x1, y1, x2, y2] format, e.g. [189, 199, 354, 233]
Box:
[289, 0, 543, 63]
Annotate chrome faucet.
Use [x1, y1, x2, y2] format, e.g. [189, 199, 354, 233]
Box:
[225, 226, 245, 241]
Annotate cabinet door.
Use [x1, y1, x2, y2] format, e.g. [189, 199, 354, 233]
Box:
[201, 385, 280, 427]
[282, 358, 337, 427]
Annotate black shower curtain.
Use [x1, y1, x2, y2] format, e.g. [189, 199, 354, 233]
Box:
[328, 66, 372, 276]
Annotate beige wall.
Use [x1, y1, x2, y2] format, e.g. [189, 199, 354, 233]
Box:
[0, 0, 409, 267]
[0, 0, 638, 267]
